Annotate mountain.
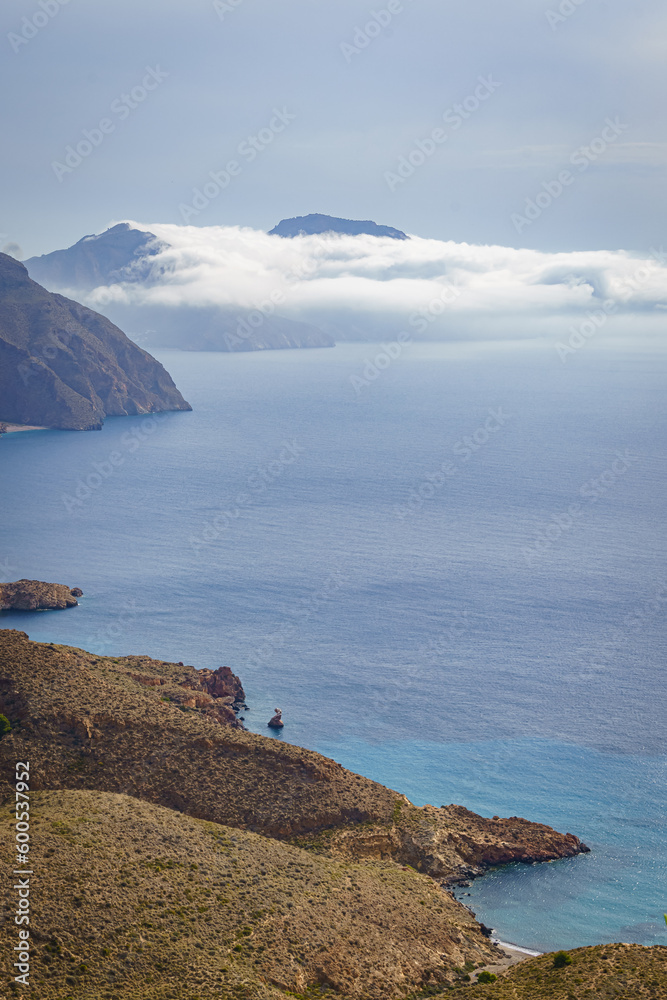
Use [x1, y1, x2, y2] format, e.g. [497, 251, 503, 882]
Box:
[24, 224, 335, 352]
[0, 253, 191, 430]
[269, 213, 409, 239]
[23, 222, 162, 292]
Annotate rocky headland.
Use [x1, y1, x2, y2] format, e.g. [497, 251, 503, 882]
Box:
[0, 251, 191, 430]
[0, 579, 82, 611]
[0, 629, 607, 997]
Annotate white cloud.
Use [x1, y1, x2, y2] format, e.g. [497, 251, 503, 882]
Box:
[83, 221, 667, 343]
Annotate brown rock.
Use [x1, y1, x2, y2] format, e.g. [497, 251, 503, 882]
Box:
[0, 579, 80, 611]
[268, 707, 284, 728]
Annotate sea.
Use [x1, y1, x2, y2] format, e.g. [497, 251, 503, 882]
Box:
[1, 339, 665, 953]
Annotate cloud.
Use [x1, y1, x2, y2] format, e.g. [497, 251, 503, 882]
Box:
[83, 221, 667, 343]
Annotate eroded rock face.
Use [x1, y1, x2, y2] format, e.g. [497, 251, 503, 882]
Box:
[190, 665, 246, 705]
[0, 580, 81, 611]
[322, 801, 590, 884]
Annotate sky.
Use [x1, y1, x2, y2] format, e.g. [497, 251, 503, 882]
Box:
[2, 0, 666, 260]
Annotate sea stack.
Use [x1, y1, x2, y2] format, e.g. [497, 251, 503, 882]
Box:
[268, 708, 284, 729]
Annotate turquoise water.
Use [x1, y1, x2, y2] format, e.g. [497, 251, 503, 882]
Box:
[1, 341, 665, 950]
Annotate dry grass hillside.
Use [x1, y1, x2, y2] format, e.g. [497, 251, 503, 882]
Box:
[0, 789, 501, 999]
[0, 628, 632, 999]
[460, 943, 667, 999]
[0, 630, 588, 882]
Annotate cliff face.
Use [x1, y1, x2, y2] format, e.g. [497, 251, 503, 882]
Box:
[269, 214, 408, 239]
[0, 580, 81, 611]
[0, 252, 191, 430]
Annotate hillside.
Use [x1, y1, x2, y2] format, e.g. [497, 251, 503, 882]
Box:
[0, 628, 658, 999]
[461, 944, 667, 998]
[0, 630, 589, 873]
[0, 253, 191, 430]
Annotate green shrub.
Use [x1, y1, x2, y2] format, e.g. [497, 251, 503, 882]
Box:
[0, 714, 11, 738]
[553, 950, 573, 968]
[476, 971, 497, 983]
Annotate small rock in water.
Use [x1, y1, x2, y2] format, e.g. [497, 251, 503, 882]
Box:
[268, 707, 284, 729]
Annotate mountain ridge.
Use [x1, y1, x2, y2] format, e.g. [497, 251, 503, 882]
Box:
[269, 213, 408, 239]
[0, 629, 656, 1000]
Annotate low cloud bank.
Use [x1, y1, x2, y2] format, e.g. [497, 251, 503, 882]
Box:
[85, 222, 667, 343]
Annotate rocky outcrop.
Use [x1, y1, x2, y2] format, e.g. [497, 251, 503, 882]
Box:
[268, 708, 284, 728]
[269, 214, 408, 240]
[322, 802, 589, 884]
[0, 252, 191, 430]
[0, 580, 82, 611]
[190, 664, 246, 704]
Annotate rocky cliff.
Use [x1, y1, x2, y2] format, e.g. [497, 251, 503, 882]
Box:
[269, 213, 408, 239]
[0, 252, 191, 430]
[0, 579, 82, 611]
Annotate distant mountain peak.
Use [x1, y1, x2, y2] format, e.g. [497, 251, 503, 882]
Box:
[268, 214, 408, 240]
[24, 224, 163, 292]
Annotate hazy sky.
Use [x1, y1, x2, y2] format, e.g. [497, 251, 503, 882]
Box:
[2, 0, 665, 258]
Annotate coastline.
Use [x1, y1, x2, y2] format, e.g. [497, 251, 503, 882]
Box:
[494, 939, 542, 958]
[469, 939, 539, 984]
[1, 423, 48, 433]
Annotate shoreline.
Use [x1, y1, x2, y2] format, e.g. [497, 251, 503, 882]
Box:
[1, 423, 48, 433]
[494, 938, 543, 957]
[471, 938, 542, 980]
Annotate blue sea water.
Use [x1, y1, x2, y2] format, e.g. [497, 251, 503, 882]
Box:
[1, 340, 665, 952]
